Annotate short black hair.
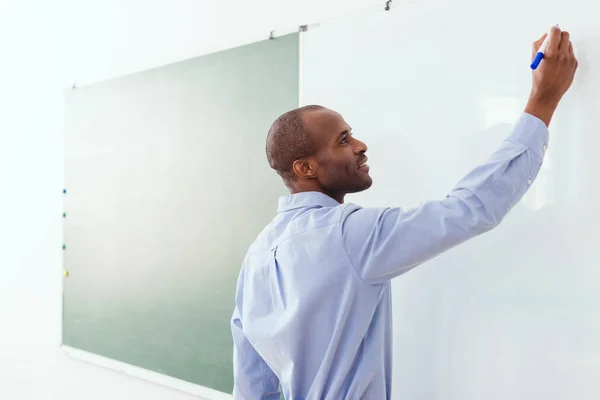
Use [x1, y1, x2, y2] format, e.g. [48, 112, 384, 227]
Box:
[266, 105, 324, 181]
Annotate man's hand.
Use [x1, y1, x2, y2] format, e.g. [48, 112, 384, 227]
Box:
[525, 26, 579, 126]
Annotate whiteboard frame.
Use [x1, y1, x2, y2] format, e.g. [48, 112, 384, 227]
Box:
[62, 346, 233, 400]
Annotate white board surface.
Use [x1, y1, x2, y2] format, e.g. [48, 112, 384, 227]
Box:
[301, 0, 600, 398]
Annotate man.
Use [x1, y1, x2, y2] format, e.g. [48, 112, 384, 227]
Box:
[231, 27, 578, 399]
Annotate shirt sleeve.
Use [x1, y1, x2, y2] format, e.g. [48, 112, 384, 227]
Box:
[340, 112, 549, 285]
[231, 269, 281, 399]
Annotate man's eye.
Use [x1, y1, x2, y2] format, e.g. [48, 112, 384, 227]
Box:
[341, 136, 349, 144]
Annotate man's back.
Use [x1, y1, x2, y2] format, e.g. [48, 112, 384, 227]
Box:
[232, 192, 393, 399]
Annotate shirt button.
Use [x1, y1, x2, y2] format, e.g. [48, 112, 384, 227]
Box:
[528, 180, 533, 185]
[542, 144, 547, 153]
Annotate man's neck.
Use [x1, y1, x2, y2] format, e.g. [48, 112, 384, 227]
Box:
[289, 187, 345, 204]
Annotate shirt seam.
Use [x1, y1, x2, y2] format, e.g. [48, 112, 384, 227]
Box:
[246, 219, 340, 256]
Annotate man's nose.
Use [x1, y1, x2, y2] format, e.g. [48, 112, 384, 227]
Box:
[354, 138, 368, 154]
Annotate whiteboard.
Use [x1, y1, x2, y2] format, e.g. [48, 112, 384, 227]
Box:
[301, 0, 600, 398]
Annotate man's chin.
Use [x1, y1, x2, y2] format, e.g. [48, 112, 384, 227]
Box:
[349, 177, 373, 193]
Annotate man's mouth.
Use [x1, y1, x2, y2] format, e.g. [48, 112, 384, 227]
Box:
[357, 157, 369, 171]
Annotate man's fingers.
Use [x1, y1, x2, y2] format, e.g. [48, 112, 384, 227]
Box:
[569, 41, 574, 56]
[532, 33, 548, 59]
[545, 26, 562, 57]
[559, 31, 571, 53]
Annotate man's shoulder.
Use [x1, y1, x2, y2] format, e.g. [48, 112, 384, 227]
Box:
[248, 204, 361, 253]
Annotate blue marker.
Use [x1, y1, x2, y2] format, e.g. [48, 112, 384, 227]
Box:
[531, 25, 559, 70]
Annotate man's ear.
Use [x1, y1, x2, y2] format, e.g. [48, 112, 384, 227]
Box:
[292, 158, 317, 180]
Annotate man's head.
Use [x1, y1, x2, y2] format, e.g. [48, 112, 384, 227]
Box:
[266, 105, 372, 203]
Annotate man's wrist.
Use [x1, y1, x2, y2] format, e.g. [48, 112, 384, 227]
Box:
[524, 92, 560, 127]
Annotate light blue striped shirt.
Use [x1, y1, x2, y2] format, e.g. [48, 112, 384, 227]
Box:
[231, 113, 549, 399]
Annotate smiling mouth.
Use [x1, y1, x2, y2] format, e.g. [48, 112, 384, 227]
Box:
[357, 157, 369, 170]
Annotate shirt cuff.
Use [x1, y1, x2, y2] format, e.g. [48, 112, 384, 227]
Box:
[508, 112, 550, 161]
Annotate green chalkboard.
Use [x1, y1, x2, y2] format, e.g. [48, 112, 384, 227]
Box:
[63, 33, 299, 394]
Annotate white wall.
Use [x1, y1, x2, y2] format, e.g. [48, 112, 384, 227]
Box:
[0, 0, 381, 399]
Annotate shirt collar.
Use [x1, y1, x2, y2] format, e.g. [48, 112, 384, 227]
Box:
[277, 191, 341, 212]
